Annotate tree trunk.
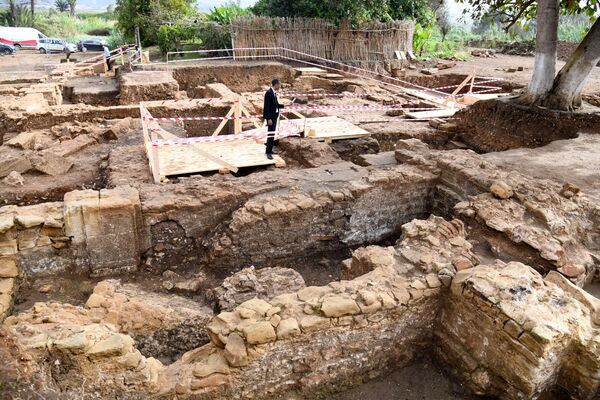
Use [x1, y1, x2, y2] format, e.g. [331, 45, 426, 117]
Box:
[69, 0, 76, 16]
[544, 18, 600, 111]
[30, 0, 35, 25]
[518, 0, 559, 105]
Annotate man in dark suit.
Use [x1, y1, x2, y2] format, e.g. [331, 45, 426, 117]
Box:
[263, 79, 284, 159]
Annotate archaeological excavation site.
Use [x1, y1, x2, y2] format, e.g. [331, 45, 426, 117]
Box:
[1, 18, 600, 400]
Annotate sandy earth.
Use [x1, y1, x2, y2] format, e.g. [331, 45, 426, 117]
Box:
[483, 133, 600, 201]
[407, 53, 600, 96]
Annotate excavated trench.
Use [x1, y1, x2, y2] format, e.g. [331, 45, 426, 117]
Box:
[3, 62, 600, 400]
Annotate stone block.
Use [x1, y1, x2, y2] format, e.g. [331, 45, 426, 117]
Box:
[193, 351, 230, 378]
[30, 152, 73, 176]
[0, 257, 18, 277]
[321, 296, 360, 318]
[300, 315, 330, 332]
[242, 321, 276, 345]
[48, 135, 96, 157]
[86, 333, 134, 357]
[224, 332, 248, 367]
[0, 278, 15, 294]
[0, 240, 17, 256]
[0, 152, 32, 178]
[276, 318, 300, 339]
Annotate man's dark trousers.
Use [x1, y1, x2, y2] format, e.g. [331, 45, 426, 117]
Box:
[266, 119, 277, 155]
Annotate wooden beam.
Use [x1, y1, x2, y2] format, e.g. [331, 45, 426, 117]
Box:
[468, 74, 476, 94]
[406, 109, 458, 119]
[233, 97, 242, 134]
[443, 74, 473, 106]
[212, 107, 235, 137]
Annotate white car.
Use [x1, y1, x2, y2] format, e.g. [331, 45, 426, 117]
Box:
[37, 38, 76, 54]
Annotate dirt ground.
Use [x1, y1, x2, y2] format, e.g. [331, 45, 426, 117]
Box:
[331, 359, 477, 400]
[405, 52, 600, 96]
[483, 133, 600, 201]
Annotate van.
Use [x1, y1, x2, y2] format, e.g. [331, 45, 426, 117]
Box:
[0, 27, 47, 49]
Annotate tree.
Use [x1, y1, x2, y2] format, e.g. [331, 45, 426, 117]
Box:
[435, 1, 452, 41]
[54, 0, 69, 12]
[114, 0, 197, 45]
[67, 0, 75, 16]
[1, 0, 33, 26]
[459, 0, 600, 110]
[252, 0, 392, 26]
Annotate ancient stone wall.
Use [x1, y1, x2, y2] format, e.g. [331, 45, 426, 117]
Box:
[436, 263, 600, 399]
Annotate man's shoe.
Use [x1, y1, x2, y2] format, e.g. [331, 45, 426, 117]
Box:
[266, 153, 273, 160]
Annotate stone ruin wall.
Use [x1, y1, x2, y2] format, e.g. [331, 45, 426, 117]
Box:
[2, 141, 600, 399]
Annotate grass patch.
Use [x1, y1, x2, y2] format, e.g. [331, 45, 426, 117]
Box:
[34, 10, 115, 43]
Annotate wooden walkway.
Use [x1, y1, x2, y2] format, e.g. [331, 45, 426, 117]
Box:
[146, 139, 285, 178]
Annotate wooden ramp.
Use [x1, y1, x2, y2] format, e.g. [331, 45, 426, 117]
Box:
[147, 139, 285, 178]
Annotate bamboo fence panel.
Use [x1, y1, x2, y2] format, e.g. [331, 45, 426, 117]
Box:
[230, 16, 414, 70]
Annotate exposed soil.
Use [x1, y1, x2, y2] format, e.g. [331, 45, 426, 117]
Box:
[330, 359, 479, 400]
[454, 98, 600, 152]
[483, 133, 600, 201]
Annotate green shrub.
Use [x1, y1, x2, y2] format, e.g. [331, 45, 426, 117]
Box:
[157, 23, 199, 55]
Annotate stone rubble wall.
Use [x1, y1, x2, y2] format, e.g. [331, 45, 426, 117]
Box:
[0, 201, 69, 318]
[395, 139, 600, 285]
[436, 262, 600, 399]
[3, 215, 600, 400]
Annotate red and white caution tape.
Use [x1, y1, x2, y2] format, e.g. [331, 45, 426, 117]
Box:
[284, 105, 442, 112]
[150, 130, 300, 147]
[144, 114, 260, 122]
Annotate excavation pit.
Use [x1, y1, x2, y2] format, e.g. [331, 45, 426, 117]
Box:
[1, 55, 600, 400]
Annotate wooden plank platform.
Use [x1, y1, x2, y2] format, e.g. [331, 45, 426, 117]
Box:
[405, 109, 458, 119]
[460, 93, 509, 105]
[295, 67, 328, 76]
[301, 117, 371, 143]
[242, 117, 371, 143]
[147, 139, 285, 178]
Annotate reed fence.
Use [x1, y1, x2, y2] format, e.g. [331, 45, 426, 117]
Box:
[230, 16, 414, 70]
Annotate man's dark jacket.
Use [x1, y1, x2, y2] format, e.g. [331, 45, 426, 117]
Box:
[263, 88, 283, 121]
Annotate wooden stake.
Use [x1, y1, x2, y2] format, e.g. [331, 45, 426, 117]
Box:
[233, 97, 242, 134]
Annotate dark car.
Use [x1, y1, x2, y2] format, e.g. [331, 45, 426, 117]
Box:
[0, 43, 16, 55]
[77, 39, 107, 52]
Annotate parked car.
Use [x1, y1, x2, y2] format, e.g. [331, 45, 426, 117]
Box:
[38, 38, 65, 53]
[0, 43, 16, 55]
[77, 39, 107, 52]
[0, 26, 46, 49]
[64, 43, 77, 53]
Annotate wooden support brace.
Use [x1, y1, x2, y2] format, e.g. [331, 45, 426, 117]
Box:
[212, 107, 235, 137]
[154, 120, 239, 173]
[233, 97, 242, 134]
[443, 74, 473, 107]
[241, 104, 262, 129]
[468, 73, 476, 94]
